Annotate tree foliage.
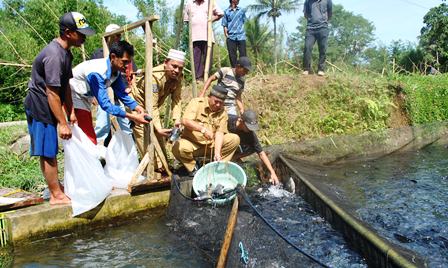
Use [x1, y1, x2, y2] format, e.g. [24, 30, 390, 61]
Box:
[248, 0, 300, 72]
[419, 3, 448, 72]
[0, 0, 127, 103]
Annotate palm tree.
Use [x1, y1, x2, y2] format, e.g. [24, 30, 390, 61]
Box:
[248, 0, 300, 73]
[245, 17, 271, 66]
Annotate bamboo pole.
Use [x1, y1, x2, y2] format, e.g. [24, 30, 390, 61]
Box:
[80, 44, 86, 61]
[204, 0, 214, 81]
[216, 197, 239, 268]
[188, 8, 198, 97]
[144, 20, 155, 179]
[0, 62, 31, 68]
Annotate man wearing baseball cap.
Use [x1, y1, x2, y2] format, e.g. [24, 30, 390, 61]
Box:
[24, 12, 95, 205]
[132, 49, 186, 168]
[199, 56, 252, 117]
[228, 110, 280, 185]
[172, 84, 240, 176]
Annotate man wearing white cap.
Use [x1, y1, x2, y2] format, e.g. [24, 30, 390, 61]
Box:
[132, 49, 186, 173]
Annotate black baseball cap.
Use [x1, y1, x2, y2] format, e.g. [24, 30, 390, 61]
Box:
[59, 12, 95, 36]
[210, 84, 228, 100]
[237, 56, 252, 71]
[242, 109, 259, 131]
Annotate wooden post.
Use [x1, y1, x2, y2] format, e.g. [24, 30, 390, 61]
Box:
[216, 197, 239, 268]
[188, 9, 198, 97]
[144, 20, 155, 179]
[204, 0, 214, 81]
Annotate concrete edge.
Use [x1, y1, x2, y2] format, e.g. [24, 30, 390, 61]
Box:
[2, 188, 170, 246]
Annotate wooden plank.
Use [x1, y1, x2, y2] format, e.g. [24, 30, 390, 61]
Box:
[216, 197, 239, 268]
[103, 16, 160, 38]
[0, 189, 43, 212]
[128, 176, 171, 194]
[151, 130, 172, 176]
[129, 151, 150, 188]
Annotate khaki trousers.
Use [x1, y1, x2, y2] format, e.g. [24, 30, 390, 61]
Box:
[172, 133, 240, 172]
[130, 77, 166, 169]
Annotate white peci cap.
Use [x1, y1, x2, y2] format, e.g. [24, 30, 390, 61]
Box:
[105, 23, 120, 33]
[167, 49, 186, 63]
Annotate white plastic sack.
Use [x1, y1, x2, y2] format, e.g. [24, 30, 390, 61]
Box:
[63, 125, 113, 217]
[104, 130, 140, 189]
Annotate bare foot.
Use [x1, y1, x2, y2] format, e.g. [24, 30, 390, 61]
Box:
[49, 193, 71, 205]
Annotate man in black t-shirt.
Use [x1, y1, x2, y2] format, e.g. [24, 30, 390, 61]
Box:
[228, 110, 279, 185]
[24, 12, 95, 205]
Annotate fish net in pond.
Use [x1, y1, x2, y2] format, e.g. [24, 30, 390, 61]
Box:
[166, 175, 323, 267]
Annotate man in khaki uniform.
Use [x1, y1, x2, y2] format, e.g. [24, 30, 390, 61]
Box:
[172, 85, 240, 176]
[132, 49, 185, 170]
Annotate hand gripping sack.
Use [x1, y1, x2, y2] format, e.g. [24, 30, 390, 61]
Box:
[63, 125, 113, 216]
[104, 130, 140, 189]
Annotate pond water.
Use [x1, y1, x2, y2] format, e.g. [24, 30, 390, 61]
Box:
[12, 209, 210, 267]
[12, 187, 368, 267]
[316, 145, 448, 267]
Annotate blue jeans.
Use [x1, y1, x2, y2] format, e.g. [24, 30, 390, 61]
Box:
[95, 102, 132, 143]
[303, 27, 329, 72]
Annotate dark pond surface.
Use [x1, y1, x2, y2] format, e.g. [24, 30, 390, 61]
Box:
[317, 145, 448, 267]
[249, 186, 367, 267]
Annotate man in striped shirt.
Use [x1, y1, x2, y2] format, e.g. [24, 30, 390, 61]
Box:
[222, 0, 247, 68]
[199, 57, 252, 116]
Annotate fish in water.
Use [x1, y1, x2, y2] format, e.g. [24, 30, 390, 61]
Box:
[394, 233, 413, 243]
[285, 177, 296, 194]
[211, 184, 225, 196]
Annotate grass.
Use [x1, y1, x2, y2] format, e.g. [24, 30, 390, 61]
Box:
[395, 73, 448, 124]
[0, 103, 26, 122]
[0, 125, 47, 192]
[245, 72, 396, 144]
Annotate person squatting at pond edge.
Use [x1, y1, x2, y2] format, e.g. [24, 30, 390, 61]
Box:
[172, 85, 240, 177]
[222, 0, 247, 68]
[302, 0, 332, 76]
[132, 49, 186, 174]
[228, 110, 280, 185]
[91, 23, 137, 146]
[69, 40, 150, 144]
[199, 56, 252, 116]
[183, 0, 223, 82]
[24, 12, 95, 205]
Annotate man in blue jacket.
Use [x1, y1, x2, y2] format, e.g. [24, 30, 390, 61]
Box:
[70, 40, 149, 144]
[302, 0, 332, 76]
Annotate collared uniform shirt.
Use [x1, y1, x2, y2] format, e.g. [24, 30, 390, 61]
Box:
[152, 64, 183, 130]
[222, 6, 246, 41]
[181, 97, 228, 145]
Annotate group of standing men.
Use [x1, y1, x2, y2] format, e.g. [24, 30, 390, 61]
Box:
[24, 0, 332, 205]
